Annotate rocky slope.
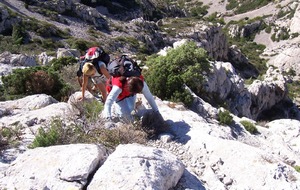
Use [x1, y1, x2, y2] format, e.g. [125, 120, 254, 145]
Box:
[1, 0, 300, 189]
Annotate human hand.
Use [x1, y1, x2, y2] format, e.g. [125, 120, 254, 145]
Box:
[77, 96, 84, 101]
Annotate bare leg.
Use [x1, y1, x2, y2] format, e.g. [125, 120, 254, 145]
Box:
[96, 82, 107, 102]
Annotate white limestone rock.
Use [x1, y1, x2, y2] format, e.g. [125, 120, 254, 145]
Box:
[88, 144, 185, 190]
[0, 144, 108, 190]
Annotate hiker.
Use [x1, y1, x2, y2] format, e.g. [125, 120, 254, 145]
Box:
[103, 75, 159, 122]
[77, 47, 111, 102]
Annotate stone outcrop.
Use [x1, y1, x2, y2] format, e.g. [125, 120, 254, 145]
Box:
[267, 44, 300, 77]
[56, 48, 80, 59]
[290, 4, 300, 33]
[0, 92, 300, 189]
[248, 67, 289, 120]
[88, 144, 184, 190]
[1, 144, 108, 190]
[0, 51, 37, 77]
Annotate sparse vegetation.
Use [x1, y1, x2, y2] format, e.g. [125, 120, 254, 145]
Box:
[28, 117, 148, 150]
[0, 124, 23, 151]
[287, 80, 300, 101]
[0, 59, 74, 101]
[294, 165, 300, 173]
[240, 120, 258, 134]
[218, 110, 233, 126]
[226, 0, 274, 14]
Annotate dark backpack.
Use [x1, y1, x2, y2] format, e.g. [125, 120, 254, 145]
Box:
[107, 55, 142, 77]
[76, 47, 110, 77]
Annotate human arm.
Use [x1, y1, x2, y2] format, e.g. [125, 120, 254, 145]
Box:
[141, 81, 159, 112]
[103, 85, 122, 118]
[78, 75, 89, 101]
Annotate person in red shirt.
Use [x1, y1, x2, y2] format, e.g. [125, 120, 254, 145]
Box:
[103, 75, 159, 122]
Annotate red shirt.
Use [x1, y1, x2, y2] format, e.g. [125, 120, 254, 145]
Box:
[106, 76, 144, 101]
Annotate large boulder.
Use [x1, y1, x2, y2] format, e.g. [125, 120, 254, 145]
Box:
[267, 45, 300, 77]
[247, 67, 289, 120]
[0, 144, 107, 190]
[88, 144, 185, 190]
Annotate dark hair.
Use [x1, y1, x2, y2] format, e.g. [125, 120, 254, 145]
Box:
[127, 77, 144, 94]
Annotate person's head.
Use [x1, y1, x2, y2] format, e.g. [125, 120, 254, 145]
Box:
[82, 62, 96, 77]
[127, 76, 144, 94]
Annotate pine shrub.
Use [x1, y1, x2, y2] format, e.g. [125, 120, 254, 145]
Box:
[240, 120, 258, 134]
[144, 41, 210, 107]
[218, 110, 233, 126]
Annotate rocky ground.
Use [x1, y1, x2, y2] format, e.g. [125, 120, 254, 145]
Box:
[1, 0, 91, 39]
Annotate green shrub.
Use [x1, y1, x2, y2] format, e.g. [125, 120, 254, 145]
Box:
[1, 66, 72, 101]
[0, 125, 23, 151]
[67, 38, 97, 54]
[226, 0, 274, 14]
[30, 125, 60, 148]
[240, 120, 258, 134]
[294, 166, 300, 173]
[12, 24, 26, 45]
[29, 117, 148, 150]
[218, 110, 233, 125]
[49, 56, 77, 71]
[29, 118, 86, 148]
[83, 100, 104, 122]
[144, 41, 210, 107]
[190, 4, 208, 18]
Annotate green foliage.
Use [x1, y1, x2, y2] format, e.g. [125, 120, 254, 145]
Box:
[144, 41, 210, 106]
[49, 56, 77, 71]
[226, 36, 267, 75]
[159, 17, 195, 37]
[287, 80, 300, 101]
[29, 118, 86, 148]
[240, 120, 258, 134]
[30, 125, 60, 148]
[67, 39, 94, 54]
[205, 12, 226, 25]
[83, 100, 104, 122]
[1, 65, 72, 101]
[218, 110, 233, 126]
[12, 24, 26, 45]
[265, 25, 272, 33]
[190, 3, 209, 18]
[271, 27, 290, 42]
[28, 117, 148, 150]
[0, 125, 23, 151]
[294, 166, 300, 173]
[23, 19, 69, 39]
[226, 0, 274, 14]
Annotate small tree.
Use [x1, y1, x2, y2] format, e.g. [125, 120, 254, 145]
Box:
[144, 41, 210, 107]
[12, 24, 26, 45]
[240, 120, 258, 134]
[218, 110, 233, 126]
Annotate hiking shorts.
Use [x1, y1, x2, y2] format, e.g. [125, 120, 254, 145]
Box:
[91, 75, 106, 84]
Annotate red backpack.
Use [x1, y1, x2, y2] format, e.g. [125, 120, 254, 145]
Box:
[76, 47, 110, 77]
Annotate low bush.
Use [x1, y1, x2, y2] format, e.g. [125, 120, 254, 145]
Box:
[29, 117, 148, 150]
[218, 110, 233, 126]
[0, 125, 23, 151]
[1, 65, 72, 101]
[144, 41, 210, 107]
[240, 120, 258, 134]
